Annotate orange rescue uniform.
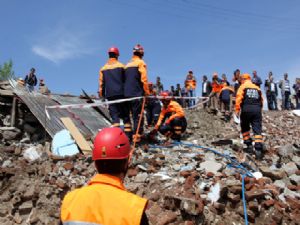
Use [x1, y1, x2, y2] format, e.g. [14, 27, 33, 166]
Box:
[124, 56, 150, 97]
[61, 174, 147, 225]
[155, 100, 185, 129]
[185, 75, 197, 90]
[212, 81, 223, 93]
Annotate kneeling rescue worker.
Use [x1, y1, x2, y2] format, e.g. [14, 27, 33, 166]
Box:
[235, 73, 264, 159]
[152, 91, 187, 141]
[145, 82, 161, 128]
[60, 127, 149, 225]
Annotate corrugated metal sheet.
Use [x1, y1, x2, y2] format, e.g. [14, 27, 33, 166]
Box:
[51, 95, 110, 136]
[10, 80, 110, 138]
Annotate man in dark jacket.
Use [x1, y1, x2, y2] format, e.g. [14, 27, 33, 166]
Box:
[202, 75, 212, 108]
[267, 76, 278, 110]
[264, 71, 273, 110]
[252, 70, 262, 88]
[24, 68, 38, 92]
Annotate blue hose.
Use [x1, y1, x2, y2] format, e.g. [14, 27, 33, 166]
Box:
[242, 175, 249, 225]
[148, 140, 253, 225]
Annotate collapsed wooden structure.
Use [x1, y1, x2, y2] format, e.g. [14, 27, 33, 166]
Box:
[0, 80, 110, 153]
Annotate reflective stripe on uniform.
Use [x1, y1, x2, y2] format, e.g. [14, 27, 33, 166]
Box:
[174, 126, 182, 130]
[63, 221, 102, 225]
[254, 135, 263, 143]
[124, 128, 132, 132]
[112, 123, 120, 127]
[242, 131, 250, 140]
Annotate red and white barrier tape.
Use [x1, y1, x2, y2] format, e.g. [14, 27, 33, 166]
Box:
[45, 96, 209, 119]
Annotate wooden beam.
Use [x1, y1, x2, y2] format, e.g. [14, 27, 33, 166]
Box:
[11, 97, 17, 127]
[0, 89, 14, 96]
[60, 117, 92, 153]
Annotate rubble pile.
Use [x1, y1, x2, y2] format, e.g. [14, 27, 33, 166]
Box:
[0, 109, 300, 225]
[0, 100, 49, 145]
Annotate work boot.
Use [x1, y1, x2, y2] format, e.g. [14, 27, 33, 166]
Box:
[255, 150, 264, 160]
[244, 145, 254, 154]
[254, 143, 264, 160]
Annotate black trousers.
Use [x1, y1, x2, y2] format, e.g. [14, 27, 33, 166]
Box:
[202, 92, 210, 108]
[127, 99, 144, 135]
[284, 91, 291, 110]
[266, 93, 272, 110]
[159, 117, 187, 141]
[240, 111, 263, 150]
[107, 96, 130, 126]
[146, 102, 161, 126]
[269, 92, 278, 110]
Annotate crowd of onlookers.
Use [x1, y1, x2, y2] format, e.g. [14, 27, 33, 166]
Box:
[151, 70, 300, 114]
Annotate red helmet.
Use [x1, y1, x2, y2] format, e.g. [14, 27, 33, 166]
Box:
[93, 127, 130, 160]
[108, 46, 119, 56]
[148, 82, 153, 86]
[160, 91, 172, 99]
[133, 44, 144, 53]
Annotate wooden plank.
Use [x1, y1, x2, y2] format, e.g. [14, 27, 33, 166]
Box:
[10, 97, 17, 126]
[0, 89, 14, 96]
[60, 117, 92, 153]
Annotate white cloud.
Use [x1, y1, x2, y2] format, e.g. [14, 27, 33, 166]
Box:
[32, 26, 94, 63]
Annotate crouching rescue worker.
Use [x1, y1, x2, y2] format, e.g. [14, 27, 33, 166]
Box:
[152, 91, 187, 142]
[146, 82, 161, 128]
[235, 74, 264, 159]
[99, 47, 132, 139]
[124, 44, 150, 142]
[61, 127, 149, 225]
[219, 82, 234, 121]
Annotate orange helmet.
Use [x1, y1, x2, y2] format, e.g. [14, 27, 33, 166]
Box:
[93, 127, 130, 160]
[108, 46, 119, 56]
[241, 73, 251, 80]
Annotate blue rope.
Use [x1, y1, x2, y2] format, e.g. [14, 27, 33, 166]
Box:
[148, 140, 253, 225]
[242, 175, 249, 225]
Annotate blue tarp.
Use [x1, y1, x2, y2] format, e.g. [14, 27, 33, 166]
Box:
[52, 129, 79, 156]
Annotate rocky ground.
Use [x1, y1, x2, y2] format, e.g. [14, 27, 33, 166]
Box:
[0, 109, 300, 225]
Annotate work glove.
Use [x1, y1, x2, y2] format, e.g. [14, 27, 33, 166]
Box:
[233, 112, 240, 124]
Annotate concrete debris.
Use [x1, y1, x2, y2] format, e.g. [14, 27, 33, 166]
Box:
[0, 107, 300, 224]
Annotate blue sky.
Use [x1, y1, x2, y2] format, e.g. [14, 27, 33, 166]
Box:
[1, 0, 300, 95]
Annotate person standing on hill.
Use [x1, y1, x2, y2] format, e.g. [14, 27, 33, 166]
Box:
[185, 70, 197, 107]
[24, 67, 37, 92]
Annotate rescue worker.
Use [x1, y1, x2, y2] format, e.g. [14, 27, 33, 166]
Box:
[124, 44, 150, 142]
[99, 47, 132, 139]
[209, 73, 223, 113]
[146, 82, 161, 128]
[185, 70, 197, 107]
[219, 82, 234, 121]
[60, 127, 149, 225]
[235, 74, 264, 159]
[152, 91, 187, 142]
